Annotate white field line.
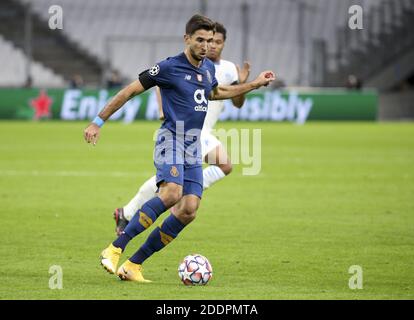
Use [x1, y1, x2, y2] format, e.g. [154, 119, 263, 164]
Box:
[0, 169, 152, 178]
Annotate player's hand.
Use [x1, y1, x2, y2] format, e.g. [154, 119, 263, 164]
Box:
[83, 123, 100, 145]
[253, 71, 275, 88]
[236, 61, 251, 84]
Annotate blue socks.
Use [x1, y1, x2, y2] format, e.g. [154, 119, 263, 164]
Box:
[129, 213, 185, 264]
[112, 232, 132, 251]
[112, 196, 166, 251]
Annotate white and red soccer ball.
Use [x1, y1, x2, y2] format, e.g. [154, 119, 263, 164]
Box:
[178, 254, 213, 285]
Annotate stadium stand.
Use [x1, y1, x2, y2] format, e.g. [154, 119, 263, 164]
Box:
[0, 34, 65, 87]
[0, 0, 412, 89]
[0, 0, 103, 87]
[323, 0, 414, 90]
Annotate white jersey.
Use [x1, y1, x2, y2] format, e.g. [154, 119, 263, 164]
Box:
[203, 59, 239, 132]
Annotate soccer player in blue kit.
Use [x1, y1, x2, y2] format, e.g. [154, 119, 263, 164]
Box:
[83, 14, 275, 282]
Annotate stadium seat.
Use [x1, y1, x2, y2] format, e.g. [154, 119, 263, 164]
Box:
[0, 35, 66, 87]
[5, 0, 393, 86]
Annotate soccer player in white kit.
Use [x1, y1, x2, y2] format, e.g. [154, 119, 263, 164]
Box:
[114, 22, 251, 234]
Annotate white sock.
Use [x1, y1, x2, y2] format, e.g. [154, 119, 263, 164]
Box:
[203, 165, 226, 190]
[123, 175, 158, 221]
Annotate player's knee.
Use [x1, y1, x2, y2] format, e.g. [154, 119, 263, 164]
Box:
[159, 185, 183, 207]
[177, 210, 197, 225]
[173, 188, 183, 202]
[186, 201, 199, 214]
[219, 162, 233, 175]
[165, 192, 182, 207]
[177, 199, 199, 223]
[185, 212, 197, 224]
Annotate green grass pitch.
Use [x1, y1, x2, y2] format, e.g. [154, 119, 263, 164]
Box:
[0, 121, 413, 300]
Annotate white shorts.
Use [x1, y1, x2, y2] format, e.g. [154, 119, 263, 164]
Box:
[200, 130, 222, 159]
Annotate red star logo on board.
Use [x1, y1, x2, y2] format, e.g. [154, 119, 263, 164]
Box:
[30, 90, 53, 120]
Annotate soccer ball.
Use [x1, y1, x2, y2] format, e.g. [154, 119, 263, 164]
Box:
[178, 254, 213, 285]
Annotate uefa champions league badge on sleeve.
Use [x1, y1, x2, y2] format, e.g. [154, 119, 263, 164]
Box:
[149, 64, 160, 76]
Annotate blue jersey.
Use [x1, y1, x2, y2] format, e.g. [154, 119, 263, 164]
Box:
[146, 52, 218, 135]
[138, 52, 218, 192]
[140, 52, 218, 168]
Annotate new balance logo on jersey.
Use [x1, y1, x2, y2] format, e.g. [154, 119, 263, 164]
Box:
[184, 75, 191, 81]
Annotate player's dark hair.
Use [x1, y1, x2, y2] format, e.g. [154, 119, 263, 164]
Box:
[214, 22, 227, 41]
[185, 14, 215, 36]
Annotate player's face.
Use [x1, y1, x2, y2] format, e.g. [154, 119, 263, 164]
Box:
[207, 32, 225, 62]
[186, 29, 214, 62]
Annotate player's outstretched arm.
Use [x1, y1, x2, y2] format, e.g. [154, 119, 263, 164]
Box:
[209, 70, 275, 101]
[83, 80, 145, 145]
[231, 61, 251, 108]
